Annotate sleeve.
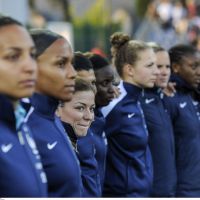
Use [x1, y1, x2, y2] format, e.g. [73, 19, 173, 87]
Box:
[77, 130, 101, 197]
[162, 95, 179, 125]
[104, 105, 122, 138]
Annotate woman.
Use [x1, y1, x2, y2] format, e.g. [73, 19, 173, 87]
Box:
[73, 52, 96, 92]
[0, 16, 47, 197]
[164, 44, 200, 197]
[88, 53, 115, 191]
[26, 29, 82, 197]
[58, 79, 99, 196]
[63, 53, 101, 197]
[58, 78, 95, 138]
[101, 32, 159, 197]
[139, 43, 176, 197]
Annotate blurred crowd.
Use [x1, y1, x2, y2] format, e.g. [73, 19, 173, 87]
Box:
[135, 0, 200, 50]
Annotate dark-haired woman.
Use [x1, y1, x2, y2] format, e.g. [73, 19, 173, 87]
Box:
[88, 53, 115, 193]
[163, 44, 200, 197]
[101, 32, 159, 197]
[26, 29, 82, 197]
[73, 52, 96, 92]
[0, 16, 47, 197]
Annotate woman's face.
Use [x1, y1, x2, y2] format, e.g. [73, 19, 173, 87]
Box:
[77, 69, 97, 93]
[0, 24, 37, 99]
[131, 48, 159, 88]
[173, 54, 200, 89]
[95, 65, 115, 107]
[59, 90, 95, 137]
[155, 51, 171, 89]
[36, 38, 77, 101]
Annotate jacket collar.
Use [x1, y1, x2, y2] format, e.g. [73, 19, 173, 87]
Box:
[170, 74, 194, 93]
[31, 93, 59, 119]
[123, 81, 142, 101]
[0, 95, 16, 129]
[62, 121, 78, 152]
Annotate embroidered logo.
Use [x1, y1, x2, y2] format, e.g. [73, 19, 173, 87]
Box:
[193, 101, 198, 106]
[145, 98, 155, 104]
[128, 113, 135, 118]
[1, 143, 13, 153]
[47, 141, 58, 150]
[179, 102, 187, 108]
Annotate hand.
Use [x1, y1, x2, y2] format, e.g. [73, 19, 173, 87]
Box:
[163, 82, 176, 97]
[113, 85, 121, 98]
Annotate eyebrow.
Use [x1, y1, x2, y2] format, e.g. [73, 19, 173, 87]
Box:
[6, 46, 35, 51]
[56, 56, 70, 60]
[147, 62, 155, 67]
[75, 102, 95, 107]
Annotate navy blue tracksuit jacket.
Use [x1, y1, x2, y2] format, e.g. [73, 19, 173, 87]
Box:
[27, 93, 82, 197]
[163, 75, 200, 197]
[0, 95, 47, 197]
[101, 81, 153, 197]
[62, 122, 101, 197]
[140, 88, 176, 197]
[90, 108, 107, 191]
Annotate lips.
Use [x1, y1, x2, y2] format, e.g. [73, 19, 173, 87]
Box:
[196, 79, 200, 84]
[152, 78, 157, 81]
[78, 123, 90, 127]
[64, 85, 75, 92]
[159, 78, 168, 82]
[19, 79, 36, 87]
[107, 94, 115, 101]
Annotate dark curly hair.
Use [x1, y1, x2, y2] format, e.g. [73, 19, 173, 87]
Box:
[168, 44, 198, 65]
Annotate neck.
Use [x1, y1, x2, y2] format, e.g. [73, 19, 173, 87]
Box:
[124, 79, 141, 88]
[6, 96, 19, 109]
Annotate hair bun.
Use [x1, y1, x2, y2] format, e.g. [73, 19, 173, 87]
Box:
[110, 32, 130, 49]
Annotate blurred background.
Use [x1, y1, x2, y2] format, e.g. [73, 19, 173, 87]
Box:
[1, 0, 200, 57]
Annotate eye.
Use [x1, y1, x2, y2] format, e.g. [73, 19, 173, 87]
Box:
[90, 106, 95, 113]
[75, 106, 84, 111]
[58, 62, 65, 69]
[5, 53, 20, 62]
[30, 52, 37, 60]
[101, 80, 109, 87]
[91, 80, 96, 86]
[191, 63, 200, 70]
[57, 60, 66, 69]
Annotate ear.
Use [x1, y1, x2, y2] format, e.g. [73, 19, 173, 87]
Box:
[123, 64, 134, 77]
[171, 63, 180, 74]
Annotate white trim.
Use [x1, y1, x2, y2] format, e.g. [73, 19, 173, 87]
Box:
[21, 98, 30, 103]
[24, 106, 34, 123]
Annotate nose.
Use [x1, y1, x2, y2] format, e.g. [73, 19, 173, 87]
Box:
[161, 66, 170, 76]
[22, 54, 37, 75]
[154, 64, 160, 76]
[108, 82, 115, 94]
[196, 66, 200, 75]
[68, 63, 77, 79]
